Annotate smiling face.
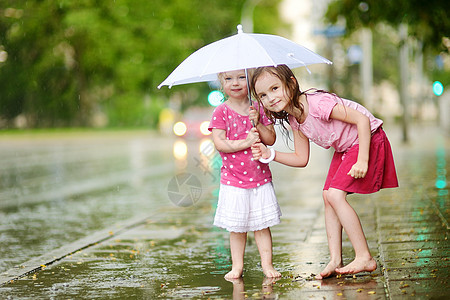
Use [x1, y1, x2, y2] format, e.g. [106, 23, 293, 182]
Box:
[254, 71, 290, 112]
[219, 70, 248, 100]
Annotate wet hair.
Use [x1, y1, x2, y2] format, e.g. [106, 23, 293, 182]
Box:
[217, 70, 247, 100]
[216, 72, 228, 100]
[250, 65, 304, 126]
[250, 64, 339, 145]
[217, 72, 227, 86]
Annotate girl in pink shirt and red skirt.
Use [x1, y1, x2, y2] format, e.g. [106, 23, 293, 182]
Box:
[250, 64, 398, 279]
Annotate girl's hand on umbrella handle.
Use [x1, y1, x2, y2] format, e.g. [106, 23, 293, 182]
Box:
[249, 106, 259, 127]
[246, 127, 260, 146]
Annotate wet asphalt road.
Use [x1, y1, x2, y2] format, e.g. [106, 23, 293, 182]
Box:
[0, 131, 178, 273]
[0, 125, 449, 299]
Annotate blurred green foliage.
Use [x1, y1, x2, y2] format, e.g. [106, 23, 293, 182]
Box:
[0, 0, 285, 128]
[325, 0, 450, 91]
[325, 0, 449, 54]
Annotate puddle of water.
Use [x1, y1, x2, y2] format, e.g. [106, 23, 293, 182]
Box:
[1, 126, 448, 298]
[0, 134, 179, 273]
[0, 182, 383, 299]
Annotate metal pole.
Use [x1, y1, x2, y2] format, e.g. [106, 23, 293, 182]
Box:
[245, 68, 255, 127]
[241, 0, 260, 127]
[415, 40, 424, 120]
[360, 28, 373, 111]
[399, 23, 409, 143]
[241, 0, 261, 33]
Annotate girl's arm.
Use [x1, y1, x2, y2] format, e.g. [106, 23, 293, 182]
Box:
[255, 123, 276, 146]
[212, 127, 260, 153]
[249, 106, 276, 145]
[330, 104, 371, 178]
[252, 128, 310, 167]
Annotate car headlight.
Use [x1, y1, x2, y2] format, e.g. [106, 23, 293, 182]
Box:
[173, 121, 187, 136]
[199, 121, 211, 136]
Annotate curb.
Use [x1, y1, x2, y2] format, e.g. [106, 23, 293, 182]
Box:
[0, 214, 153, 286]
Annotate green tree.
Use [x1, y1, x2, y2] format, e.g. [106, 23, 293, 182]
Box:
[324, 0, 450, 91]
[0, 0, 285, 128]
[324, 0, 449, 142]
[325, 0, 450, 54]
[323, 0, 450, 95]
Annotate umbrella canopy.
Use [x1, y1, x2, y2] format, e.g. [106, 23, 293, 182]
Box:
[158, 25, 331, 89]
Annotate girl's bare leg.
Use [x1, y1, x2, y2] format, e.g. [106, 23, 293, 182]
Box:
[326, 188, 377, 275]
[225, 232, 247, 279]
[316, 190, 344, 279]
[254, 228, 281, 278]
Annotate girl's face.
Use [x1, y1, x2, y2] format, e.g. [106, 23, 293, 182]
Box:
[220, 70, 248, 100]
[254, 71, 289, 112]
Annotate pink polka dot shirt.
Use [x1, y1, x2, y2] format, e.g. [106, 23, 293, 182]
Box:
[208, 102, 273, 188]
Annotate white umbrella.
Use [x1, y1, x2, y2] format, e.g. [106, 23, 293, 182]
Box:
[158, 25, 331, 89]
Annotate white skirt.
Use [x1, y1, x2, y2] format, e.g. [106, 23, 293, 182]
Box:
[214, 182, 281, 233]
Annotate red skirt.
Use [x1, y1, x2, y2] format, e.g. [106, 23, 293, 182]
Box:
[323, 127, 399, 194]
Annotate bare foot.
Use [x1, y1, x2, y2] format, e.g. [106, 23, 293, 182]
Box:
[262, 265, 281, 278]
[315, 261, 343, 279]
[225, 268, 243, 279]
[224, 277, 244, 285]
[335, 257, 377, 275]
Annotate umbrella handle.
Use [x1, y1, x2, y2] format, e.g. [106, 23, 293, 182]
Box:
[244, 68, 256, 128]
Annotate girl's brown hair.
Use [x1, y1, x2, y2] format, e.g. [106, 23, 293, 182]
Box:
[249, 65, 305, 126]
[250, 65, 340, 146]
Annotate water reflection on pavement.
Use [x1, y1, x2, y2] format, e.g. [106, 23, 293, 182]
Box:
[0, 125, 449, 299]
[0, 131, 176, 273]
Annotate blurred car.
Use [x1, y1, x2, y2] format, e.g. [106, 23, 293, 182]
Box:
[173, 107, 213, 139]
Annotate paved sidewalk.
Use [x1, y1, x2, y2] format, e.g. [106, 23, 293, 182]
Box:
[370, 126, 449, 299]
[0, 125, 448, 299]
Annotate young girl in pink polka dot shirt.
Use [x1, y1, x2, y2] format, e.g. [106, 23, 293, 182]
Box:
[208, 69, 282, 279]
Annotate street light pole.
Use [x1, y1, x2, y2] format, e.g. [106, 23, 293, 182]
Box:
[360, 28, 373, 111]
[241, 0, 261, 33]
[399, 23, 409, 143]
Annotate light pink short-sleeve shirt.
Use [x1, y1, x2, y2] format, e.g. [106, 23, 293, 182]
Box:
[289, 93, 383, 153]
[209, 102, 273, 188]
